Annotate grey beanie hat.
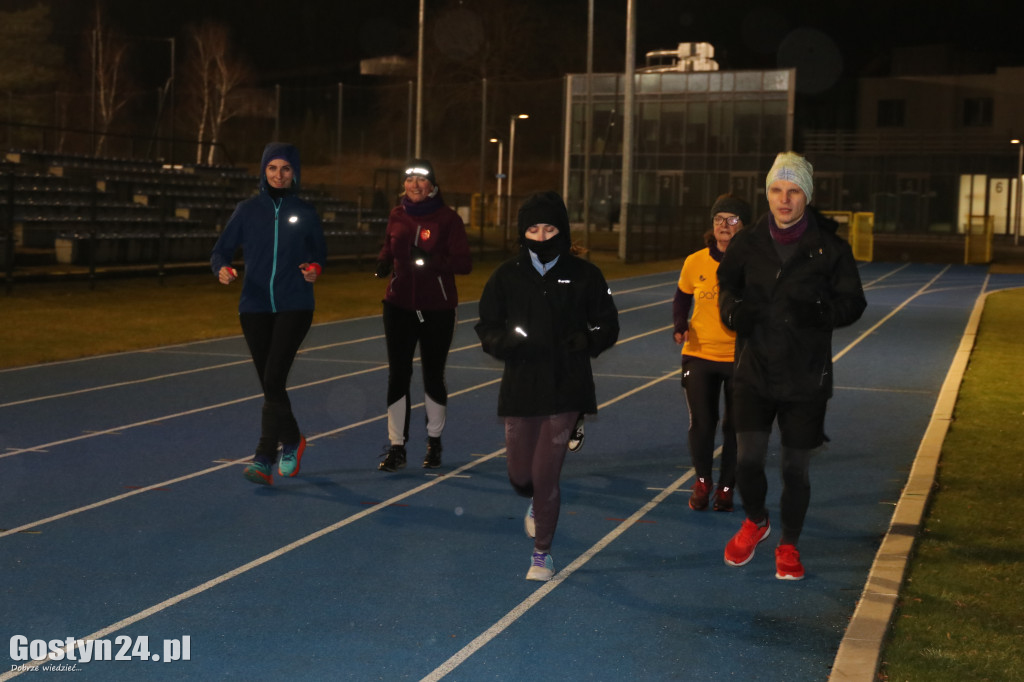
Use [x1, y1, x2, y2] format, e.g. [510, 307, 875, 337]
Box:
[765, 152, 814, 204]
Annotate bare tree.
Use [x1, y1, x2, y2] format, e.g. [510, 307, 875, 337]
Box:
[183, 22, 250, 165]
[184, 24, 215, 164]
[89, 3, 131, 156]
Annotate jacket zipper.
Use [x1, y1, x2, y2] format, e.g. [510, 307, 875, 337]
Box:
[270, 198, 281, 313]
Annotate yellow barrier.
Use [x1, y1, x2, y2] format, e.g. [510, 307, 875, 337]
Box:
[822, 211, 873, 262]
[964, 215, 993, 264]
[851, 212, 874, 262]
[471, 193, 504, 231]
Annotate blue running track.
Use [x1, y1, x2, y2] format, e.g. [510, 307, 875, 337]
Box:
[2, 263, 1022, 681]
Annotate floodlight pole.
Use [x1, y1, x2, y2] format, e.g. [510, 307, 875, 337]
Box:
[505, 114, 528, 249]
[618, 0, 636, 261]
[415, 0, 424, 157]
[1014, 139, 1023, 247]
[490, 137, 503, 236]
[583, 0, 594, 253]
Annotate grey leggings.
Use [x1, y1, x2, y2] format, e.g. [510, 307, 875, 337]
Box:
[735, 431, 813, 546]
[504, 412, 576, 553]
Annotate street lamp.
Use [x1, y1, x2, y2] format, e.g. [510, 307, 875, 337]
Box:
[165, 36, 175, 164]
[415, 0, 425, 157]
[505, 113, 529, 247]
[1013, 138, 1023, 247]
[490, 137, 504, 234]
[137, 36, 175, 162]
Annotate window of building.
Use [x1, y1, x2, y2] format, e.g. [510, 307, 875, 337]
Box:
[962, 97, 993, 127]
[877, 99, 905, 127]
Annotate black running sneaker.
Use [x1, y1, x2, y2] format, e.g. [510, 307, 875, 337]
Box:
[378, 444, 407, 472]
[423, 437, 442, 468]
[568, 414, 585, 452]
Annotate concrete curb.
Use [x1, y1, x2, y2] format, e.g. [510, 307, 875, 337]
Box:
[828, 290, 989, 680]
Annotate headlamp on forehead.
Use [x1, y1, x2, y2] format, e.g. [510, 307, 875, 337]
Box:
[405, 167, 432, 178]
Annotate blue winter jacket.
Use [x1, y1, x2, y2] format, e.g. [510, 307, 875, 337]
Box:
[211, 143, 327, 313]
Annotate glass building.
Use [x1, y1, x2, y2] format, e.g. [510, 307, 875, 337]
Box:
[561, 68, 795, 259]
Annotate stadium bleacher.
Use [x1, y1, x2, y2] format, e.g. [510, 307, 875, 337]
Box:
[2, 149, 388, 276]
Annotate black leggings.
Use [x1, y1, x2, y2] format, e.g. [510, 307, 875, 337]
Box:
[382, 301, 455, 444]
[240, 309, 313, 461]
[681, 355, 736, 487]
[735, 431, 813, 546]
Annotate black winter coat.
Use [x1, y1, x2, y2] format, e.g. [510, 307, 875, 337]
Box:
[475, 252, 619, 417]
[717, 208, 866, 402]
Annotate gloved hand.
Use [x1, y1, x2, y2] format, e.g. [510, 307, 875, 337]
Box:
[726, 300, 763, 335]
[564, 330, 589, 352]
[788, 295, 833, 329]
[410, 245, 430, 266]
[375, 260, 392, 279]
[500, 325, 529, 357]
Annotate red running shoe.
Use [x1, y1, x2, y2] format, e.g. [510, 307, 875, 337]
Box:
[712, 485, 734, 512]
[689, 478, 711, 511]
[724, 517, 771, 566]
[775, 544, 805, 580]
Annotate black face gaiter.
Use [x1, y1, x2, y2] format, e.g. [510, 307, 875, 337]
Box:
[526, 237, 563, 264]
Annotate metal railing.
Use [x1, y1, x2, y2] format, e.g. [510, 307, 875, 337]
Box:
[803, 130, 1014, 155]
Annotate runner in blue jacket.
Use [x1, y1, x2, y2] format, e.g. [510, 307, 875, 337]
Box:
[211, 142, 327, 485]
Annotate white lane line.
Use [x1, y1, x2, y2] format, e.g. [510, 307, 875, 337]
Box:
[423, 265, 964, 680]
[860, 263, 909, 288]
[0, 446, 510, 680]
[0, 459, 249, 539]
[422, 370, 686, 682]
[0, 264, 937, 533]
[423, 469, 693, 682]
[0, 299, 675, 458]
[0, 276, 680, 408]
[0, 369, 686, 679]
[0, 364, 389, 460]
[0, 359, 252, 409]
[0, 263, 955, 679]
[10, 263, 915, 411]
[833, 265, 948, 363]
[0, 376, 505, 538]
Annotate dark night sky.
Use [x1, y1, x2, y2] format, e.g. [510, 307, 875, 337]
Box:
[32, 0, 1024, 92]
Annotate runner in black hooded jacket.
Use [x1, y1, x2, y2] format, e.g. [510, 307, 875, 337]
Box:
[476, 191, 618, 582]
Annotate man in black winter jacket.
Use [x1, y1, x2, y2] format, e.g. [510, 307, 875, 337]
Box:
[716, 152, 866, 580]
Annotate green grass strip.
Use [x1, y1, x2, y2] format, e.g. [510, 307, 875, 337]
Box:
[880, 288, 1024, 681]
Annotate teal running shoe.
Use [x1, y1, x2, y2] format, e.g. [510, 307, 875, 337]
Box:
[278, 436, 306, 477]
[244, 460, 273, 486]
